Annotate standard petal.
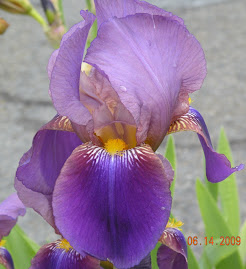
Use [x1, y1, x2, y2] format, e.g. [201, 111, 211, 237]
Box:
[0, 193, 26, 240]
[16, 118, 82, 195]
[0, 247, 14, 269]
[53, 143, 172, 268]
[49, 11, 95, 125]
[95, 0, 184, 27]
[47, 49, 59, 81]
[30, 239, 101, 269]
[168, 106, 244, 182]
[85, 14, 206, 150]
[80, 69, 137, 147]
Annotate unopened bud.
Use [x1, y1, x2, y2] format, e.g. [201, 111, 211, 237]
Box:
[0, 0, 32, 14]
[40, 0, 56, 25]
[0, 18, 9, 34]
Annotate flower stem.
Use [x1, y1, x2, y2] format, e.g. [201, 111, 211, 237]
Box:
[85, 0, 92, 12]
[28, 8, 48, 29]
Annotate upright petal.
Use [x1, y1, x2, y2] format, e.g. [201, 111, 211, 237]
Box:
[53, 143, 172, 268]
[85, 14, 206, 150]
[0, 193, 26, 240]
[30, 239, 100, 269]
[95, 0, 184, 27]
[49, 11, 95, 125]
[168, 107, 244, 182]
[16, 117, 82, 195]
[157, 228, 187, 269]
[80, 69, 137, 147]
[0, 247, 14, 269]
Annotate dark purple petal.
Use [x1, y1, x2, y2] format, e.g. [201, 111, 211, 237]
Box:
[157, 245, 187, 269]
[95, 0, 184, 27]
[85, 14, 206, 150]
[0, 247, 14, 269]
[0, 193, 26, 240]
[159, 228, 187, 262]
[30, 239, 101, 269]
[49, 11, 95, 125]
[53, 143, 172, 268]
[168, 106, 244, 182]
[130, 254, 151, 269]
[16, 128, 81, 195]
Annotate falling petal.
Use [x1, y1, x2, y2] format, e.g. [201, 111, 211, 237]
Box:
[53, 143, 172, 268]
[168, 107, 244, 182]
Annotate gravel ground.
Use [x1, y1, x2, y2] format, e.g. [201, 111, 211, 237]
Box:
[1, 0, 245, 259]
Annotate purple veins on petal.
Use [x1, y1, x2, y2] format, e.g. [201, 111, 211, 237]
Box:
[52, 142, 173, 268]
[30, 239, 101, 269]
[0, 193, 26, 240]
[0, 247, 14, 269]
[168, 106, 244, 182]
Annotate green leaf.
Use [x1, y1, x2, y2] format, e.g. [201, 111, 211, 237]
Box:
[187, 245, 200, 269]
[239, 220, 246, 263]
[199, 250, 212, 269]
[215, 250, 243, 269]
[151, 242, 161, 269]
[164, 135, 176, 198]
[4, 225, 39, 269]
[196, 179, 242, 267]
[217, 128, 240, 235]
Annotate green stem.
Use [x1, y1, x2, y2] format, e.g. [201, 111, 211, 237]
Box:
[85, 0, 92, 12]
[58, 0, 66, 26]
[28, 8, 48, 29]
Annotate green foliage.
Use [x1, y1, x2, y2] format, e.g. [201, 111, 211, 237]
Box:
[151, 242, 161, 269]
[217, 128, 240, 235]
[188, 244, 200, 269]
[164, 135, 176, 198]
[239, 220, 246, 263]
[3, 225, 39, 269]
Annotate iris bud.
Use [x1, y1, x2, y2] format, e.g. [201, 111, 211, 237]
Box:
[0, 18, 9, 34]
[0, 0, 32, 14]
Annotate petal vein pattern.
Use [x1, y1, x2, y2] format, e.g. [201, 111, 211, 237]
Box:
[53, 143, 173, 268]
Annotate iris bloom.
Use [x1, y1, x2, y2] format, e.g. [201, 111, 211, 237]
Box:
[15, 0, 243, 268]
[0, 193, 26, 269]
[30, 219, 186, 269]
[30, 238, 101, 269]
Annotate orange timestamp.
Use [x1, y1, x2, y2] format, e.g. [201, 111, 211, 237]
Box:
[187, 236, 241, 246]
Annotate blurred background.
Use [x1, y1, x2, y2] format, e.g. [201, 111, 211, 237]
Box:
[0, 0, 245, 257]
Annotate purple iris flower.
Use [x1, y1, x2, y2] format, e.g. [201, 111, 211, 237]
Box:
[157, 219, 187, 269]
[15, 0, 243, 268]
[0, 193, 26, 269]
[30, 238, 101, 269]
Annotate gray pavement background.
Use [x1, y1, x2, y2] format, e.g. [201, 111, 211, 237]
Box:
[0, 0, 245, 258]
